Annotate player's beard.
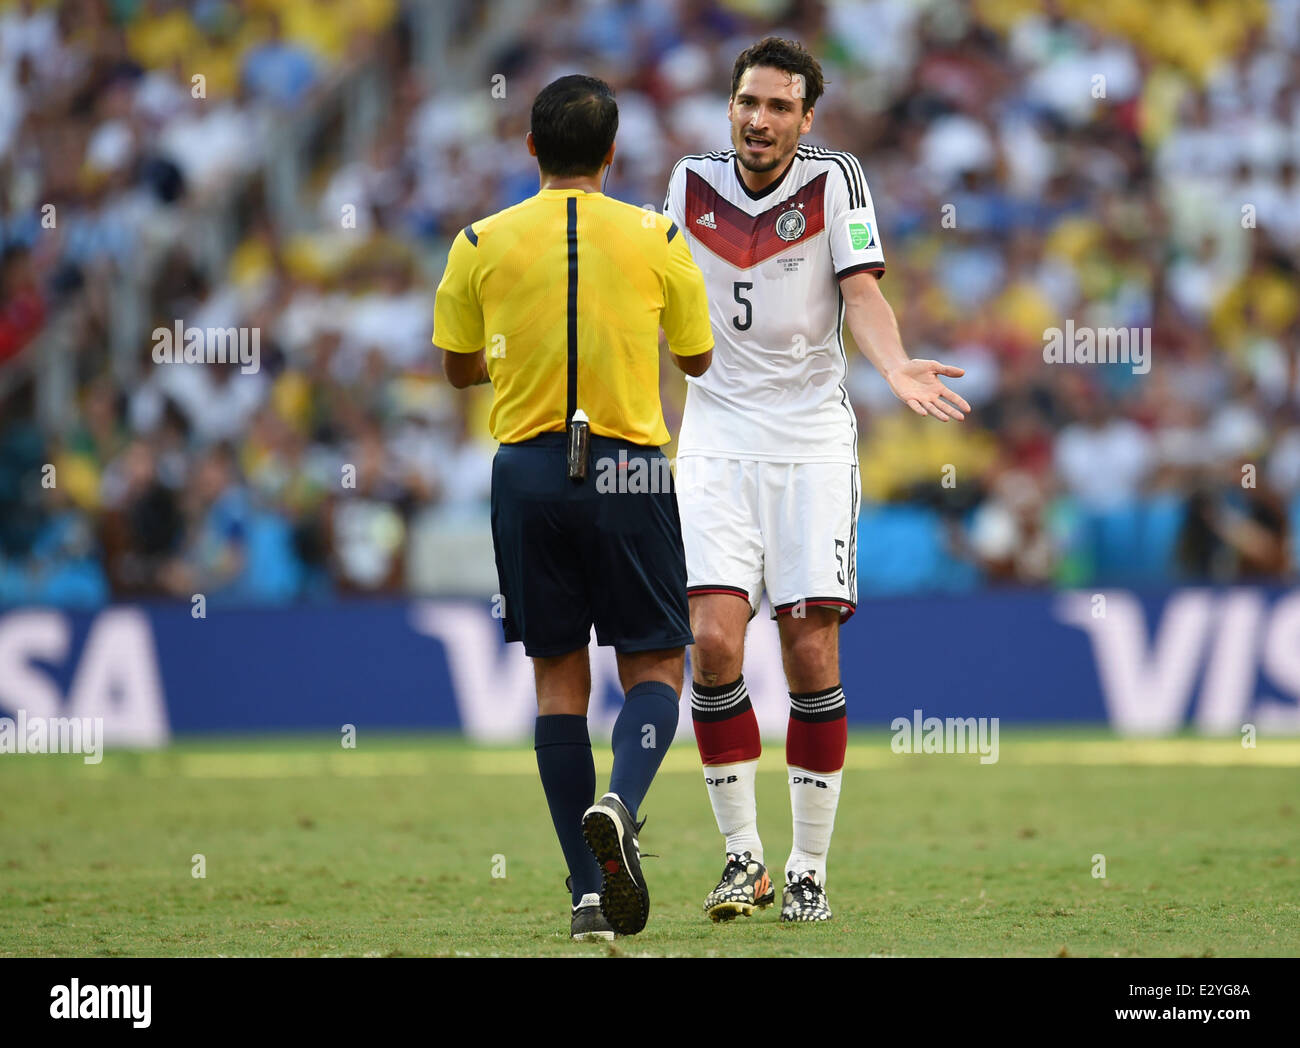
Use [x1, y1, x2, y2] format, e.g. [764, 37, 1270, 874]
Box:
[732, 124, 796, 174]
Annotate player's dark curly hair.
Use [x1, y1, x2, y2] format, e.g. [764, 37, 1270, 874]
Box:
[530, 75, 618, 176]
[730, 37, 825, 113]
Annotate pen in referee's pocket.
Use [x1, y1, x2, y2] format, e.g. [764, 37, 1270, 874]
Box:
[567, 408, 590, 482]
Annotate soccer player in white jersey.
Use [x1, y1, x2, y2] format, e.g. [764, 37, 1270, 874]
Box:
[663, 37, 971, 922]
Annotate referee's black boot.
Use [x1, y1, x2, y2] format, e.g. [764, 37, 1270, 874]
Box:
[566, 876, 616, 941]
[581, 793, 650, 935]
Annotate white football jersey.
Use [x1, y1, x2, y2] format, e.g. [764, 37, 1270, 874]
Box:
[663, 146, 886, 464]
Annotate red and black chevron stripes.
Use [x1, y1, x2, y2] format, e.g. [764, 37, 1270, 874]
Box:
[685, 169, 827, 269]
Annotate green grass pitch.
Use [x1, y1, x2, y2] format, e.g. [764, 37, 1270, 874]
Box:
[1, 731, 1297, 957]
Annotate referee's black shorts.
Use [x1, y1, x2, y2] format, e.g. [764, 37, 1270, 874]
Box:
[490, 433, 694, 657]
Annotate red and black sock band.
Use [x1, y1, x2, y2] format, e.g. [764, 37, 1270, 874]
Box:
[692, 676, 761, 765]
[788, 684, 847, 723]
[690, 677, 753, 723]
[788, 685, 846, 774]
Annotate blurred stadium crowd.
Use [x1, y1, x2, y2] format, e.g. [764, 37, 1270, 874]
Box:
[1, 0, 1299, 606]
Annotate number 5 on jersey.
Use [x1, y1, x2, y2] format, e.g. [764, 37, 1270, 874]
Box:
[732, 281, 753, 331]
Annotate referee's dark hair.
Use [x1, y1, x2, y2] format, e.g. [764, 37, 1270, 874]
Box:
[530, 75, 618, 176]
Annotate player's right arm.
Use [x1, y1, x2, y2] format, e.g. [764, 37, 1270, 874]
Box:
[434, 226, 489, 388]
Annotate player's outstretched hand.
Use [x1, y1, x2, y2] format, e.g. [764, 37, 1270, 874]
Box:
[886, 360, 970, 422]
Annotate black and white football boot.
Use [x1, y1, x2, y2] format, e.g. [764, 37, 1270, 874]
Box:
[780, 869, 833, 922]
[571, 899, 616, 941]
[566, 876, 616, 941]
[581, 792, 650, 935]
[703, 851, 775, 922]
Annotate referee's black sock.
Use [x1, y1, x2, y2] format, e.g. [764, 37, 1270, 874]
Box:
[535, 714, 602, 906]
[607, 681, 679, 821]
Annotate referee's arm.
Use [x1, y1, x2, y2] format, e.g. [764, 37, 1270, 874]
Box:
[672, 347, 711, 378]
[434, 227, 490, 387]
[662, 225, 713, 377]
[442, 350, 488, 388]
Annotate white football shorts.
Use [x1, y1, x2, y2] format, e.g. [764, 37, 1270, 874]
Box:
[675, 456, 860, 620]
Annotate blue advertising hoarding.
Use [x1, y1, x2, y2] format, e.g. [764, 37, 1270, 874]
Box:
[0, 586, 1298, 747]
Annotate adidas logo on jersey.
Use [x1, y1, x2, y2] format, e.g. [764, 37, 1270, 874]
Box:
[695, 211, 717, 229]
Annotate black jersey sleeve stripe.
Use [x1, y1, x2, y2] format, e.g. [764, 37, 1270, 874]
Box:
[667, 150, 735, 183]
[834, 149, 866, 208]
[666, 221, 679, 242]
[798, 147, 863, 209]
[842, 150, 868, 208]
[811, 145, 865, 207]
[818, 146, 866, 208]
[828, 156, 863, 209]
[463, 224, 478, 246]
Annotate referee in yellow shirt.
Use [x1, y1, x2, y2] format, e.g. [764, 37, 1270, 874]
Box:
[434, 75, 713, 940]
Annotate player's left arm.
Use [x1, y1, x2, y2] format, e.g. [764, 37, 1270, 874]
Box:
[826, 159, 969, 422]
[841, 273, 969, 422]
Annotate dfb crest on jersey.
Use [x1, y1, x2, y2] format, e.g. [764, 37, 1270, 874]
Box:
[775, 208, 806, 241]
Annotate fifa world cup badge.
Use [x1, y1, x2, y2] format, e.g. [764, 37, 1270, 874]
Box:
[776, 208, 806, 241]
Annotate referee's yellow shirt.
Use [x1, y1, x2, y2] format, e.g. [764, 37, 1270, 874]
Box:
[434, 188, 713, 447]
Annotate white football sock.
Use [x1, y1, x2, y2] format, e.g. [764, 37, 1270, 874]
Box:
[786, 765, 843, 883]
[702, 759, 762, 863]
